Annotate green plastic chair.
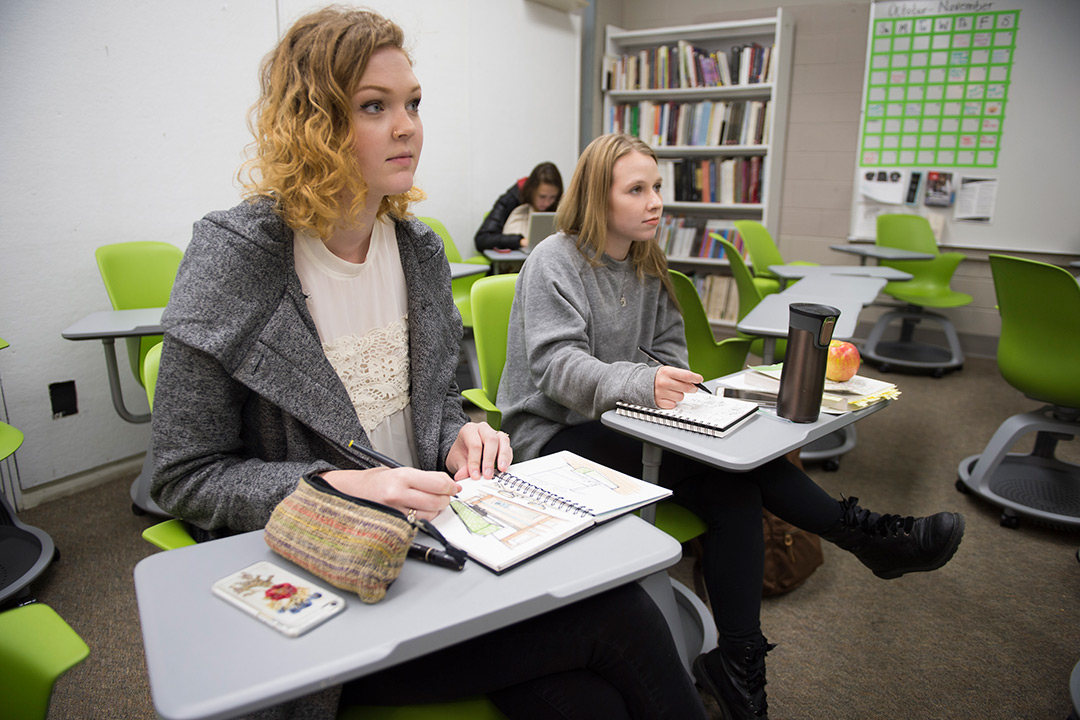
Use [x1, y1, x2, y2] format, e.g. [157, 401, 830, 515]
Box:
[460, 275, 518, 430]
[668, 270, 754, 383]
[734, 220, 817, 296]
[94, 241, 183, 387]
[0, 602, 89, 720]
[712, 233, 787, 362]
[956, 254, 1080, 529]
[862, 214, 971, 376]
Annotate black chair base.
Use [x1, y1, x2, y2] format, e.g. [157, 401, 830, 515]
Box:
[862, 305, 964, 377]
[0, 494, 56, 607]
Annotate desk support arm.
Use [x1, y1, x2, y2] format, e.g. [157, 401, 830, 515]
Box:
[101, 338, 150, 424]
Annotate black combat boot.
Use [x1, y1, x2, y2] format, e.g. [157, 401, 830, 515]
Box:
[693, 634, 775, 720]
[820, 496, 965, 579]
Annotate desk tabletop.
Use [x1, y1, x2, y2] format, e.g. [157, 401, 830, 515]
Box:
[449, 262, 488, 280]
[768, 265, 912, 282]
[829, 244, 934, 261]
[601, 382, 890, 472]
[737, 275, 887, 340]
[135, 517, 680, 720]
[61, 307, 165, 340]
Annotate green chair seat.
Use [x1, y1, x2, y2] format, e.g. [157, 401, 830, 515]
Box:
[0, 603, 89, 720]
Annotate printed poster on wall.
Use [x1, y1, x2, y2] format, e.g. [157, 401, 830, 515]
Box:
[859, 3, 1019, 169]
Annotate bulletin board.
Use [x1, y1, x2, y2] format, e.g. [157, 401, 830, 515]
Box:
[849, 0, 1080, 255]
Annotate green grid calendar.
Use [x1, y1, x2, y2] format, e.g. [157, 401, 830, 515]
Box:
[860, 10, 1019, 168]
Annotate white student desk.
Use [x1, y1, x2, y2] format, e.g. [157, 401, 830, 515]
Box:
[135, 517, 685, 720]
[768, 264, 912, 290]
[482, 248, 528, 274]
[829, 243, 934, 265]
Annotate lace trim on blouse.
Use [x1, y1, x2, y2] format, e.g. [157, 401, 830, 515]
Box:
[323, 316, 411, 435]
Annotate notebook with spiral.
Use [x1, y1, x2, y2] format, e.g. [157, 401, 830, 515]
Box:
[615, 392, 759, 438]
[430, 450, 671, 573]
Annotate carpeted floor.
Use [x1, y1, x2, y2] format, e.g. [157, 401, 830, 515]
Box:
[16, 355, 1080, 719]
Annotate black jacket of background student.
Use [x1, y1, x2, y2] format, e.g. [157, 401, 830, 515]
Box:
[474, 181, 525, 250]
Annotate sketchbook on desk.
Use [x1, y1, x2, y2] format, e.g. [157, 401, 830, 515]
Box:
[430, 450, 671, 574]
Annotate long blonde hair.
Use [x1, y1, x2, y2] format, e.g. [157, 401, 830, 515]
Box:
[239, 6, 423, 238]
[555, 134, 674, 301]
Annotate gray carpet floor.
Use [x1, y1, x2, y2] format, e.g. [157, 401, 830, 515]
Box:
[16, 355, 1080, 719]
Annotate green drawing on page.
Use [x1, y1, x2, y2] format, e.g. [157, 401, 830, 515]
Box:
[859, 10, 1019, 169]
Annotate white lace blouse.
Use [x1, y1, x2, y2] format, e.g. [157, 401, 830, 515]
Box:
[293, 219, 420, 467]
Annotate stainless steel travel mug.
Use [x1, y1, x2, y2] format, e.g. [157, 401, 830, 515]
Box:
[777, 303, 840, 423]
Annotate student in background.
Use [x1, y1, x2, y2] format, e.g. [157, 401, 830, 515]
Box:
[151, 9, 706, 720]
[474, 161, 563, 250]
[497, 132, 966, 720]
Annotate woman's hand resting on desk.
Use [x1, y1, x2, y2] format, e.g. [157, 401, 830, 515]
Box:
[320, 468, 461, 522]
[654, 366, 705, 409]
[445, 421, 513, 482]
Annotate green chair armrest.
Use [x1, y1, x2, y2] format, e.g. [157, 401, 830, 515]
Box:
[142, 519, 197, 551]
[461, 388, 501, 431]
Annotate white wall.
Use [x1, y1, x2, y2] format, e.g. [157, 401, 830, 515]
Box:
[0, 0, 582, 497]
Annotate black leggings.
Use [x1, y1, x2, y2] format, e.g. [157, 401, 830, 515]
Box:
[542, 421, 844, 640]
[341, 582, 707, 720]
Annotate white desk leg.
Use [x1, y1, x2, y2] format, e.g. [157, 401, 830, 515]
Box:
[762, 337, 776, 365]
[637, 571, 692, 675]
[100, 338, 150, 424]
[639, 442, 662, 524]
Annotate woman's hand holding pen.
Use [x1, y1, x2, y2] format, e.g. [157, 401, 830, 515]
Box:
[320, 467, 461, 522]
[445, 421, 513, 482]
[654, 366, 706, 409]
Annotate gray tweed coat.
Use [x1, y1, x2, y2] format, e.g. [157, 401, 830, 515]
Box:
[150, 197, 469, 540]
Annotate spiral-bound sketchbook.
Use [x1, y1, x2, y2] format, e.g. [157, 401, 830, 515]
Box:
[615, 392, 759, 438]
[430, 450, 671, 573]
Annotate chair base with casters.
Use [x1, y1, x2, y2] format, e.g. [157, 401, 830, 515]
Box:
[862, 304, 964, 377]
[798, 425, 856, 473]
[0, 602, 89, 720]
[956, 404, 1080, 529]
[0, 423, 58, 608]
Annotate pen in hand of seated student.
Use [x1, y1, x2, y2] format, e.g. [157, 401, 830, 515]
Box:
[637, 346, 712, 408]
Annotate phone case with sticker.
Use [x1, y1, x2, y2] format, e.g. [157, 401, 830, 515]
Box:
[211, 560, 345, 637]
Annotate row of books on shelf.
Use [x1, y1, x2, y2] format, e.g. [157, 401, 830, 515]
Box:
[603, 40, 776, 91]
[658, 216, 746, 260]
[687, 272, 740, 324]
[607, 99, 770, 148]
[657, 156, 764, 205]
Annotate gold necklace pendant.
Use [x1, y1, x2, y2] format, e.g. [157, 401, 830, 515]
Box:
[620, 295, 627, 307]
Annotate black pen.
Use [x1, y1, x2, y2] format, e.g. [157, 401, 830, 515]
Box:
[637, 346, 712, 394]
[346, 440, 403, 469]
[408, 542, 467, 570]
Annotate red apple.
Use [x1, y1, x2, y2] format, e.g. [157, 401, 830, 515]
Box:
[826, 340, 860, 382]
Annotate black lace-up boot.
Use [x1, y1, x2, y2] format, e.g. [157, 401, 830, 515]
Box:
[693, 634, 776, 720]
[820, 496, 965, 579]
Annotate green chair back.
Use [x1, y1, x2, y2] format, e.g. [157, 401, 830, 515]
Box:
[460, 274, 518, 430]
[417, 217, 489, 327]
[143, 342, 163, 411]
[668, 270, 752, 381]
[875, 214, 972, 308]
[734, 220, 813, 295]
[989, 254, 1080, 408]
[0, 421, 25, 462]
[0, 603, 89, 720]
[712, 234, 786, 360]
[95, 241, 183, 386]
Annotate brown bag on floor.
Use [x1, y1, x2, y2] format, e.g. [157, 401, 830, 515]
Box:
[762, 510, 824, 597]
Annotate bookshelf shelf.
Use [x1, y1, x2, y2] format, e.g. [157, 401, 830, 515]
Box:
[602, 10, 793, 325]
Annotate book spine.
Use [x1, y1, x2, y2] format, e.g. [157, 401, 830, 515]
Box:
[494, 472, 595, 517]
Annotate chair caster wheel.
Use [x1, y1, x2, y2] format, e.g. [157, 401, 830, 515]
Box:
[52, 547, 60, 563]
[878, 363, 892, 373]
[132, 503, 146, 516]
[1000, 511, 1020, 529]
[823, 459, 840, 472]
[955, 478, 971, 494]
[932, 368, 946, 379]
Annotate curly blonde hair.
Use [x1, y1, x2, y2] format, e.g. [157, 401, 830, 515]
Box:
[555, 134, 675, 301]
[240, 6, 423, 238]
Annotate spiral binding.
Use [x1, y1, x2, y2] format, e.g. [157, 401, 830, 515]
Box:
[614, 402, 729, 438]
[493, 471, 595, 517]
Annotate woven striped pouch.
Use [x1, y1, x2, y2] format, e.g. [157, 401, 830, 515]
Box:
[265, 473, 419, 604]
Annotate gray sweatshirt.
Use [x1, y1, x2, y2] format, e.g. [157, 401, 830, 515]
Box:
[497, 232, 687, 459]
